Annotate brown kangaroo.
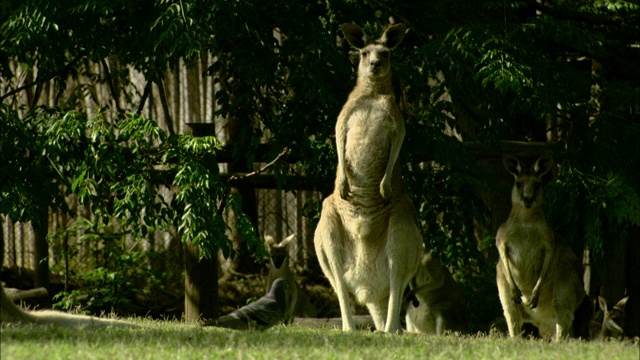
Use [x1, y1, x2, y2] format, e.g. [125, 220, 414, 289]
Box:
[1, 221, 136, 327]
[314, 23, 423, 333]
[496, 155, 585, 341]
[1, 286, 136, 327]
[1, 263, 135, 327]
[590, 295, 628, 340]
[264, 234, 317, 323]
[405, 251, 468, 335]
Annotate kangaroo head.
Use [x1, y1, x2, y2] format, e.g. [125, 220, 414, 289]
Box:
[599, 295, 628, 338]
[412, 252, 445, 292]
[342, 23, 407, 82]
[265, 234, 295, 270]
[503, 155, 553, 209]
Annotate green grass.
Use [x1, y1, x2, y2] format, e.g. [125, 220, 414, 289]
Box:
[1, 319, 638, 360]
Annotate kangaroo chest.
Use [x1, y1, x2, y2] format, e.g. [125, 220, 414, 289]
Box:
[503, 222, 552, 292]
[343, 96, 398, 187]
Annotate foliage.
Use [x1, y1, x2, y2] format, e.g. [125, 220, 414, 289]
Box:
[0, 106, 65, 226]
[167, 135, 262, 259]
[1, 104, 258, 259]
[545, 168, 640, 262]
[51, 219, 159, 313]
[1, 0, 639, 325]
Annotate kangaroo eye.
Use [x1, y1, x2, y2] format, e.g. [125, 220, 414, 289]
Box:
[516, 181, 523, 189]
[361, 50, 369, 57]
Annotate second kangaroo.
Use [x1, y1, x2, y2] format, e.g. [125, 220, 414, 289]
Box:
[405, 251, 468, 335]
[496, 155, 585, 341]
[590, 295, 629, 340]
[314, 23, 422, 333]
[265, 234, 317, 322]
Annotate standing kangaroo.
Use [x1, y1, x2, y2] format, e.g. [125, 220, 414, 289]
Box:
[314, 23, 422, 333]
[496, 155, 585, 341]
[265, 234, 317, 323]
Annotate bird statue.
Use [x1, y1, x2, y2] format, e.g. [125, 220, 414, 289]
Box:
[204, 277, 292, 330]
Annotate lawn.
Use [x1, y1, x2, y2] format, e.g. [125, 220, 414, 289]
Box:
[1, 319, 638, 360]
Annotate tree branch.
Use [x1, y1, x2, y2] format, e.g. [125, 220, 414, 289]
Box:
[156, 79, 176, 136]
[30, 83, 42, 109]
[100, 58, 123, 114]
[136, 80, 153, 115]
[228, 147, 289, 182]
[0, 53, 85, 103]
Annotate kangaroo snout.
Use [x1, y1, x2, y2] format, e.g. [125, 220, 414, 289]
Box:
[522, 196, 535, 208]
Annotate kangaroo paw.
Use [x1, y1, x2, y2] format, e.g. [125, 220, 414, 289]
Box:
[511, 289, 523, 304]
[380, 181, 392, 203]
[339, 180, 350, 199]
[528, 292, 539, 309]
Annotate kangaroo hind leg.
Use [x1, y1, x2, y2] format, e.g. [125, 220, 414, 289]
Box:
[497, 261, 523, 338]
[384, 197, 422, 333]
[366, 297, 388, 331]
[313, 198, 355, 331]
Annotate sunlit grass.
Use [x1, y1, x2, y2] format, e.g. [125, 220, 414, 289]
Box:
[1, 318, 638, 360]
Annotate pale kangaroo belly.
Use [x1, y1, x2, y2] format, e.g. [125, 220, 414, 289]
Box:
[339, 202, 391, 303]
[521, 296, 559, 337]
[343, 245, 390, 304]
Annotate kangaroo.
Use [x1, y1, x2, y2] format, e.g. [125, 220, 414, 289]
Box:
[1, 280, 135, 327]
[314, 23, 423, 333]
[265, 234, 317, 323]
[496, 155, 585, 341]
[1, 232, 136, 327]
[405, 251, 468, 335]
[590, 296, 628, 340]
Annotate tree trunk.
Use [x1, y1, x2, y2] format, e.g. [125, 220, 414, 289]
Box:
[598, 234, 627, 313]
[225, 111, 261, 274]
[32, 210, 50, 291]
[228, 167, 262, 274]
[184, 240, 218, 322]
[1, 218, 4, 269]
[624, 225, 639, 337]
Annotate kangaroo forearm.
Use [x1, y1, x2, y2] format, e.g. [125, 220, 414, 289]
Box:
[499, 246, 519, 292]
[533, 249, 552, 293]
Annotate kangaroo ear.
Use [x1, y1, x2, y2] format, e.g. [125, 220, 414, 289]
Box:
[264, 235, 275, 247]
[503, 155, 522, 176]
[534, 156, 553, 177]
[342, 23, 367, 49]
[598, 296, 608, 313]
[422, 251, 433, 265]
[614, 296, 629, 310]
[380, 23, 408, 49]
[280, 233, 296, 247]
